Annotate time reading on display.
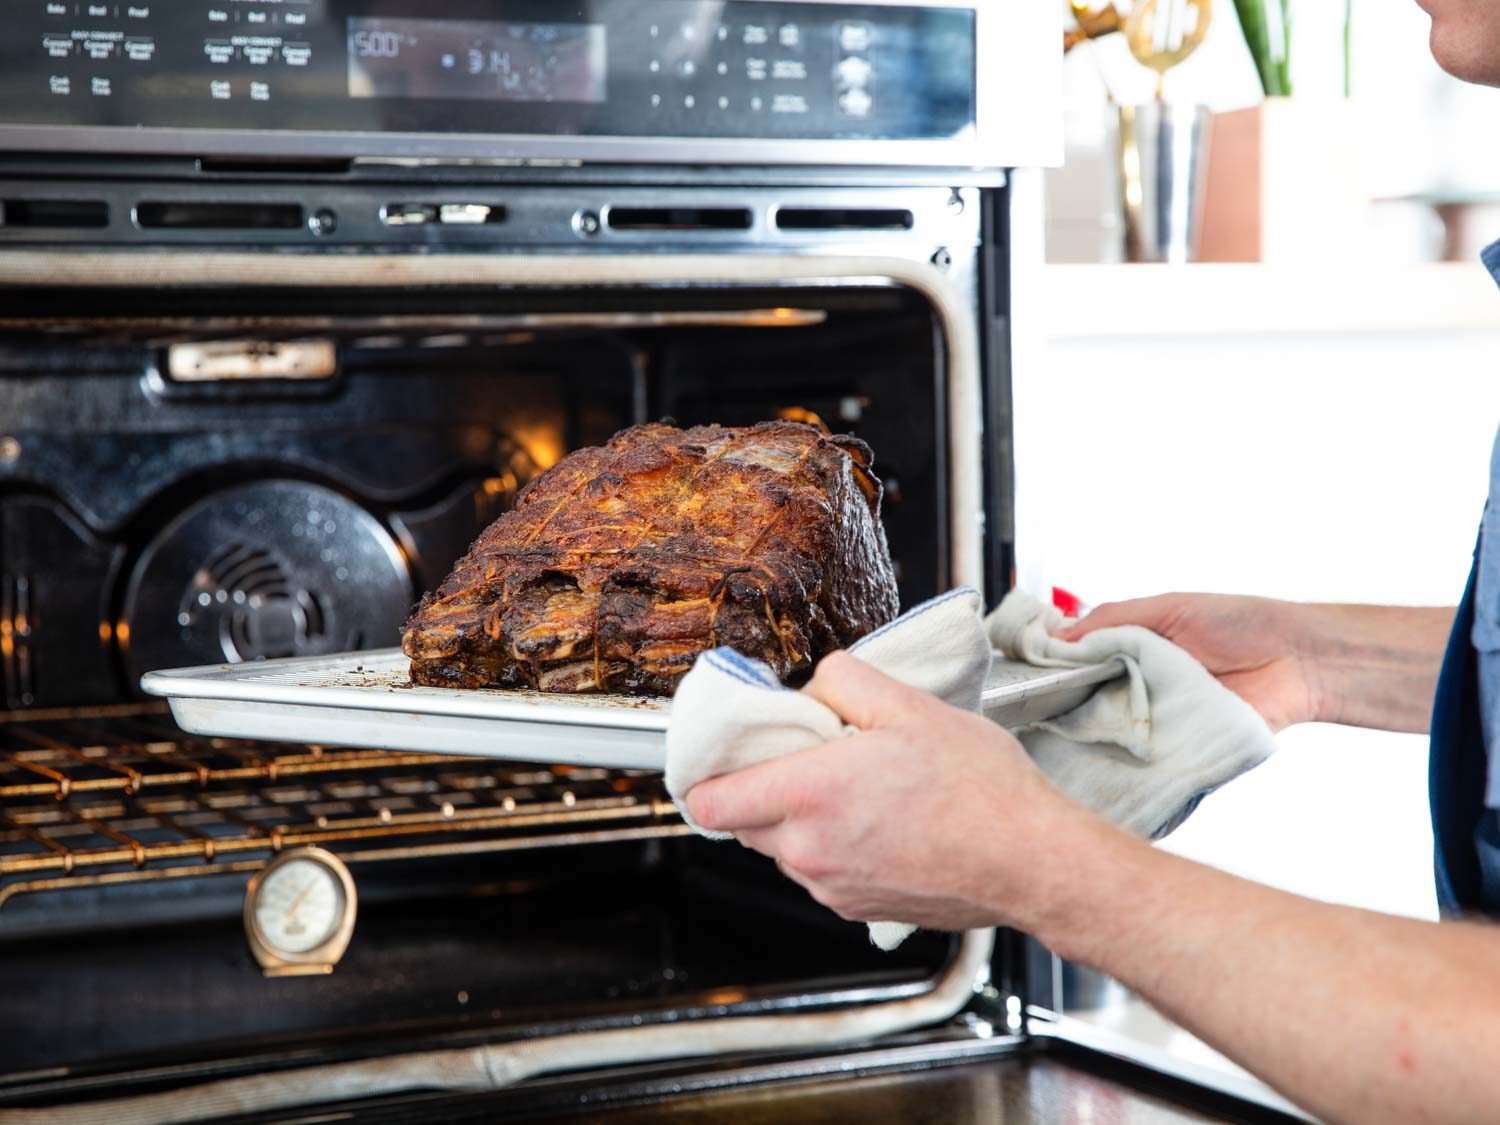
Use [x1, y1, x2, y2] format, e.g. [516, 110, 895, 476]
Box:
[348, 18, 607, 103]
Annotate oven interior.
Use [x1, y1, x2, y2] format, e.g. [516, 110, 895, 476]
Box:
[0, 276, 968, 1094]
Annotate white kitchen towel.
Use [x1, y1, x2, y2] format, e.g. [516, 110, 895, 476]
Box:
[986, 589, 1277, 839]
[665, 587, 1277, 951]
[665, 586, 993, 951]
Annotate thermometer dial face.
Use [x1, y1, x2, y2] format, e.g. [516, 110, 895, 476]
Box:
[253, 859, 344, 954]
[244, 848, 356, 974]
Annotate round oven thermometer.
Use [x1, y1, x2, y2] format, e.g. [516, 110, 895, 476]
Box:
[244, 847, 357, 977]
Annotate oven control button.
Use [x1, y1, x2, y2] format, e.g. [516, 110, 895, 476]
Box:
[42, 35, 72, 59]
[838, 21, 874, 52]
[244, 847, 357, 977]
[743, 24, 769, 46]
[44, 1, 67, 14]
[84, 2, 108, 16]
[836, 56, 873, 88]
[250, 80, 270, 101]
[71, 31, 122, 62]
[838, 87, 873, 118]
[90, 76, 112, 96]
[778, 23, 801, 49]
[210, 78, 231, 99]
[204, 39, 234, 64]
[125, 37, 156, 62]
[126, 4, 151, 17]
[208, 7, 229, 23]
[242, 39, 277, 66]
[48, 75, 70, 95]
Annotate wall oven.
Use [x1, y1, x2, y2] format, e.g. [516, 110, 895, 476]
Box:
[0, 2, 1297, 1122]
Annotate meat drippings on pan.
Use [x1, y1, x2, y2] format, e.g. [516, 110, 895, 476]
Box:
[401, 420, 900, 695]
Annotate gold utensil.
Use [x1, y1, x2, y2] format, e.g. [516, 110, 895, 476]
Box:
[1123, 0, 1212, 99]
[1064, 1, 1123, 53]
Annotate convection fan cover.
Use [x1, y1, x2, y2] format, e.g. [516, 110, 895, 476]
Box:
[124, 481, 412, 680]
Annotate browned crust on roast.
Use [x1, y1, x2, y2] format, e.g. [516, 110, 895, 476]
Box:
[401, 420, 900, 695]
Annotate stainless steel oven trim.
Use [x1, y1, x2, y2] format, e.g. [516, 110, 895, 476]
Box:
[0, 250, 986, 593]
[0, 3, 1061, 168]
[2, 934, 995, 1125]
[1027, 1009, 1312, 1121]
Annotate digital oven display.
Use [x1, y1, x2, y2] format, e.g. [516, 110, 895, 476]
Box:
[0, 1, 977, 152]
[347, 18, 607, 104]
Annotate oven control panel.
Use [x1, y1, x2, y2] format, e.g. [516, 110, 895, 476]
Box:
[0, 1, 981, 161]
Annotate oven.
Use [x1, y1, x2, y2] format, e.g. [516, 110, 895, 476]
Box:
[0, 3, 1296, 1122]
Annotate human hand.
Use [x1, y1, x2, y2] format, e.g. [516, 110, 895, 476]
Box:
[684, 652, 1114, 936]
[1057, 593, 1320, 731]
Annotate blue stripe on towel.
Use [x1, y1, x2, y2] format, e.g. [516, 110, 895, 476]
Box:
[704, 647, 786, 690]
[850, 586, 978, 652]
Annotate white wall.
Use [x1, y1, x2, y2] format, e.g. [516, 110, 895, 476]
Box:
[1022, 270, 1500, 920]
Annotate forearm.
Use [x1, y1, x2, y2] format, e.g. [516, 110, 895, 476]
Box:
[1295, 603, 1455, 733]
[1026, 822, 1500, 1124]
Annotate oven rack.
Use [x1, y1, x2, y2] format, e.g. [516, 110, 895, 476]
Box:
[0, 704, 686, 914]
[0, 705, 538, 800]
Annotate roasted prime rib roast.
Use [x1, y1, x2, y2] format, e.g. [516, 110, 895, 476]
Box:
[401, 421, 900, 694]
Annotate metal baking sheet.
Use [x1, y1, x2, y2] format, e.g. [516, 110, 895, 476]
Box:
[141, 651, 1125, 772]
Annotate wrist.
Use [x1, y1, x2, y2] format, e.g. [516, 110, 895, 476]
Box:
[1272, 600, 1338, 726]
[1286, 603, 1452, 731]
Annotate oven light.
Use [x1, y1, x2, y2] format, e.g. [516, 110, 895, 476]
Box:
[514, 425, 565, 471]
[482, 472, 518, 497]
[704, 988, 748, 1005]
[777, 406, 828, 432]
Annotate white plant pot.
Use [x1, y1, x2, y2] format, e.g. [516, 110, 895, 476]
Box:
[1198, 97, 1366, 264]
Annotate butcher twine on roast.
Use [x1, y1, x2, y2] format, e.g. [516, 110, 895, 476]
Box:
[401, 420, 900, 695]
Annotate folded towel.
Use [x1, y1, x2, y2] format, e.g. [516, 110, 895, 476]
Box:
[665, 588, 1277, 950]
[665, 587, 992, 951]
[987, 590, 1277, 839]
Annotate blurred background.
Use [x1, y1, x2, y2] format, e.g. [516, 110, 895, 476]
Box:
[1027, 0, 1500, 1081]
[1050, 0, 1500, 263]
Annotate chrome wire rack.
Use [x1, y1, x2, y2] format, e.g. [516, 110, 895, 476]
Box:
[0, 703, 685, 914]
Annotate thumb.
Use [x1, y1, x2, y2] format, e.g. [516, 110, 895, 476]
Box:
[1055, 596, 1174, 642]
[802, 650, 936, 730]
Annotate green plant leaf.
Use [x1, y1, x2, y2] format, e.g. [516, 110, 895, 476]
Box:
[1233, 0, 1292, 97]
